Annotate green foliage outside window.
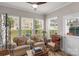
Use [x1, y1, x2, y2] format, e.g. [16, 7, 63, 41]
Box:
[34, 19, 43, 36]
[7, 17, 14, 27]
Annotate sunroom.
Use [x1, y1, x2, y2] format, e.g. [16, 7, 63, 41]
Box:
[0, 2, 79, 56]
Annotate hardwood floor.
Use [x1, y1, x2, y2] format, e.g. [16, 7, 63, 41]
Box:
[48, 50, 69, 56]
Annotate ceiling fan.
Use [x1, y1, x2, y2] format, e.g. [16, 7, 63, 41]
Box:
[27, 2, 47, 5]
[27, 2, 47, 9]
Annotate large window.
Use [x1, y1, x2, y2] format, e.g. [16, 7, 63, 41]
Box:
[65, 17, 79, 36]
[50, 19, 58, 35]
[21, 17, 32, 36]
[0, 14, 7, 47]
[7, 16, 44, 40]
[47, 17, 58, 37]
[8, 16, 19, 40]
[34, 19, 44, 36]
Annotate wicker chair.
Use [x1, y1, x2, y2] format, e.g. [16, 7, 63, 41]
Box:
[10, 36, 29, 56]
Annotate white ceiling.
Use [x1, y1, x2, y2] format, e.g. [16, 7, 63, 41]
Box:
[0, 2, 71, 15]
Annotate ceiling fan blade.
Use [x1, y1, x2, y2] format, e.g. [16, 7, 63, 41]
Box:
[36, 2, 47, 5]
[27, 2, 47, 5]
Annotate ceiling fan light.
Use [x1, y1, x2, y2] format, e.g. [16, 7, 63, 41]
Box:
[32, 4, 38, 9]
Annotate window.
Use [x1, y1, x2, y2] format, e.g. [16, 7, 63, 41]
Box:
[8, 16, 19, 40]
[66, 17, 79, 36]
[34, 19, 44, 37]
[0, 14, 6, 47]
[21, 17, 32, 36]
[47, 17, 58, 38]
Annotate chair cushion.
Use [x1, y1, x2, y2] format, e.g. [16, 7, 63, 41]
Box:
[13, 36, 28, 46]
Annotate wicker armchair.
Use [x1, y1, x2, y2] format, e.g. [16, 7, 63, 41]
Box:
[10, 36, 29, 56]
